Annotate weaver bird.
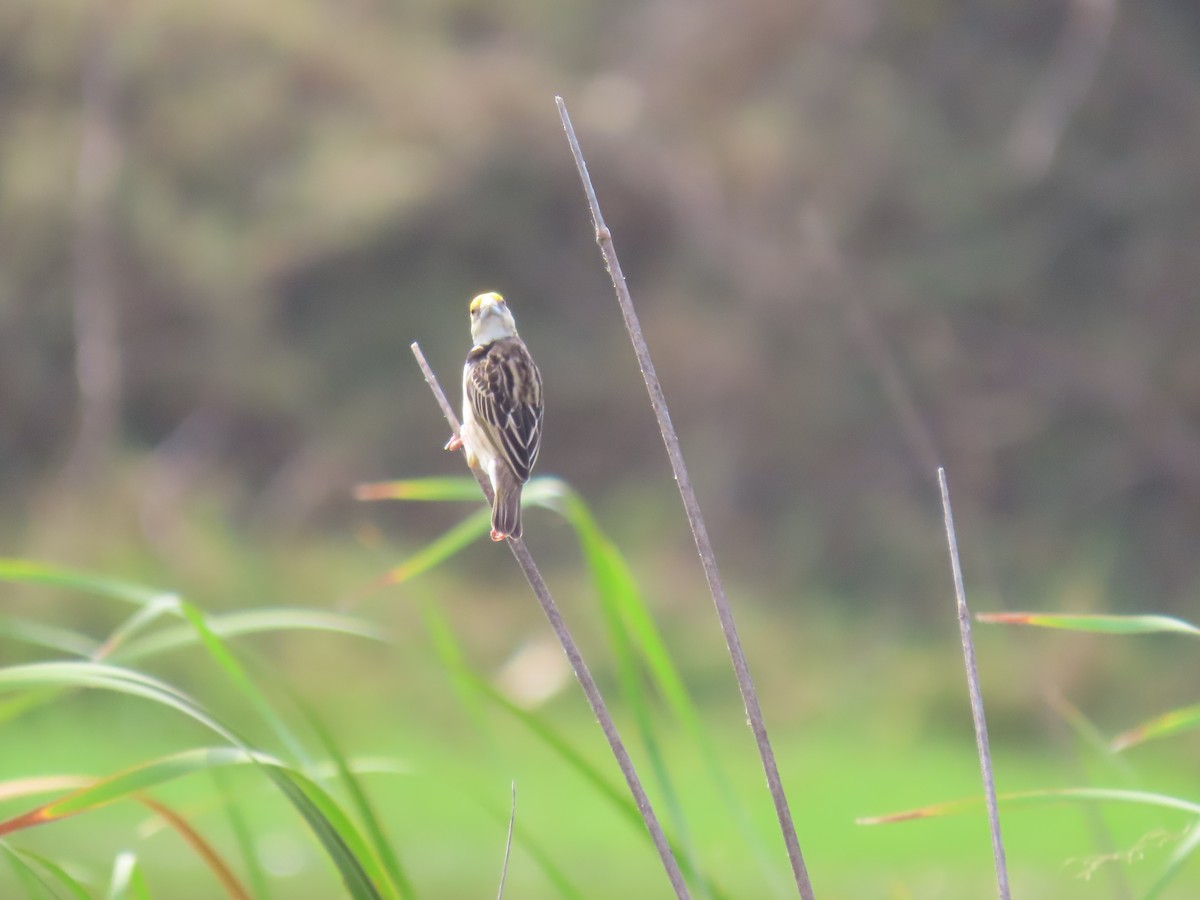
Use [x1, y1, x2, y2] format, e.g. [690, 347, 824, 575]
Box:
[445, 292, 544, 541]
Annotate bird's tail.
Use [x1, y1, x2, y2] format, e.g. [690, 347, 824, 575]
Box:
[491, 465, 524, 541]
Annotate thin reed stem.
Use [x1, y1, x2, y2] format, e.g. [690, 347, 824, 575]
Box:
[555, 96, 816, 899]
[937, 467, 1011, 900]
[496, 781, 516, 900]
[411, 342, 691, 899]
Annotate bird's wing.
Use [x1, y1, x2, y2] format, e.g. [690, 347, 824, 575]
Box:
[467, 338, 543, 482]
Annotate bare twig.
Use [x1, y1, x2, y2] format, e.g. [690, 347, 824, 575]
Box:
[496, 781, 516, 900]
[556, 96, 816, 899]
[937, 468, 1011, 900]
[411, 342, 692, 899]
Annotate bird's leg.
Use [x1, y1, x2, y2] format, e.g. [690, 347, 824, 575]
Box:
[444, 433, 463, 451]
[490, 529, 507, 542]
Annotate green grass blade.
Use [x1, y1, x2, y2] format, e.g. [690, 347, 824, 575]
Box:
[0, 662, 240, 741]
[116, 610, 388, 663]
[0, 615, 98, 657]
[174, 603, 311, 765]
[95, 594, 184, 658]
[529, 479, 766, 894]
[298, 702, 415, 899]
[1112, 704, 1200, 752]
[380, 508, 492, 585]
[1044, 692, 1138, 781]
[268, 770, 385, 900]
[212, 766, 272, 900]
[416, 594, 495, 750]
[977, 611, 1200, 636]
[6, 748, 266, 826]
[0, 559, 172, 607]
[106, 852, 151, 900]
[418, 598, 589, 898]
[1143, 818, 1200, 900]
[139, 795, 253, 900]
[533, 483, 705, 895]
[0, 663, 385, 898]
[1, 560, 323, 764]
[356, 477, 482, 503]
[1, 842, 59, 899]
[473, 670, 642, 831]
[4, 846, 91, 900]
[860, 787, 1200, 825]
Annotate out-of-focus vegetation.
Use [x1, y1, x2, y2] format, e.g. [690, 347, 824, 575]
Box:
[4, 0, 1200, 612]
[4, 0, 1200, 896]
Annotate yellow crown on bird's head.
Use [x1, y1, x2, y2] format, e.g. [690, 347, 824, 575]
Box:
[470, 291, 505, 314]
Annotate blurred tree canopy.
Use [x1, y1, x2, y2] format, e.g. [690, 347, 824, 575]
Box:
[2, 0, 1200, 614]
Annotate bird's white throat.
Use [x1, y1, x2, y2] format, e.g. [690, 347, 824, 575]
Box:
[471, 310, 517, 345]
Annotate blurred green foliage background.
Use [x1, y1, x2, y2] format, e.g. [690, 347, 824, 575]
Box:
[6, 0, 1200, 613]
[3, 0, 1200, 896]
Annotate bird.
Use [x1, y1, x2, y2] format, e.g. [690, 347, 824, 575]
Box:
[445, 292, 544, 542]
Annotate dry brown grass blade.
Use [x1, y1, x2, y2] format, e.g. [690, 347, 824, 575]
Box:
[555, 96, 815, 899]
[938, 468, 1011, 900]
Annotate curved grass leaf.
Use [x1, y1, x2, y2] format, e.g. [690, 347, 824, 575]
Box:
[0, 615, 98, 657]
[0, 747, 370, 900]
[1043, 692, 1137, 783]
[212, 766, 272, 900]
[0, 560, 380, 770]
[116, 609, 389, 663]
[0, 663, 385, 900]
[416, 593, 494, 749]
[977, 612, 1200, 636]
[2, 748, 267, 828]
[369, 475, 749, 897]
[95, 593, 185, 658]
[1111, 704, 1200, 752]
[140, 795, 252, 900]
[0, 776, 92, 804]
[1, 842, 90, 900]
[530, 481, 707, 895]
[0, 559, 173, 607]
[356, 478, 482, 503]
[380, 508, 492, 585]
[859, 786, 1200, 825]
[537, 481, 763, 895]
[1, 846, 91, 900]
[297, 701, 415, 899]
[269, 769, 389, 900]
[176, 603, 311, 765]
[1144, 818, 1200, 899]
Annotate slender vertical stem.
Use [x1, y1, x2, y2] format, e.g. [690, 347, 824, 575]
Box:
[496, 782, 516, 900]
[411, 342, 691, 899]
[937, 468, 1011, 900]
[556, 97, 815, 899]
